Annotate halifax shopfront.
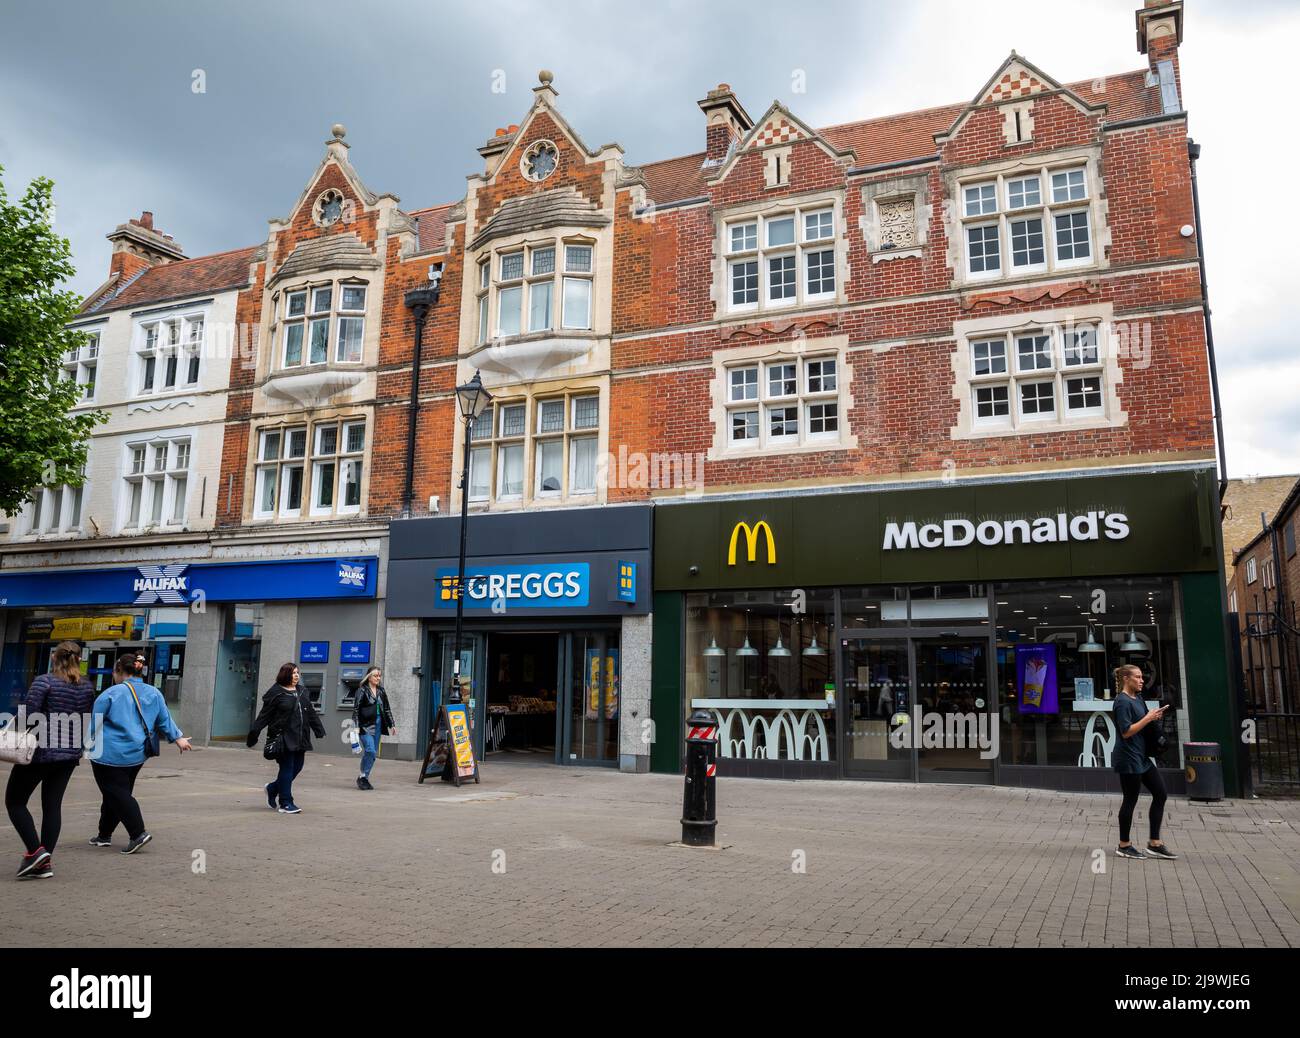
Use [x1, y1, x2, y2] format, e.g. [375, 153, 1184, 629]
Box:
[0, 555, 380, 755]
[386, 505, 652, 772]
[651, 467, 1237, 794]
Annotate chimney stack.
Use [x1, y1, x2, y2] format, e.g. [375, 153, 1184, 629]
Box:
[1136, 1, 1184, 111]
[105, 210, 187, 281]
[698, 83, 753, 167]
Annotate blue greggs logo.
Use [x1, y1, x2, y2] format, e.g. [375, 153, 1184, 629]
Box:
[435, 564, 590, 609]
[727, 521, 776, 566]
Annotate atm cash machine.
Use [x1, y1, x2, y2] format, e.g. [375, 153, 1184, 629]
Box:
[338, 668, 365, 709]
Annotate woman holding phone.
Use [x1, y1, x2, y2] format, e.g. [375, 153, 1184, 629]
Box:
[1112, 664, 1176, 860]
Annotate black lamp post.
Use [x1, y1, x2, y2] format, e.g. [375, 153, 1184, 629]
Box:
[450, 370, 492, 703]
[402, 269, 442, 517]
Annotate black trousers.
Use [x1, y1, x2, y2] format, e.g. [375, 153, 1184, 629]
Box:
[5, 759, 78, 854]
[91, 762, 146, 841]
[1118, 766, 1167, 844]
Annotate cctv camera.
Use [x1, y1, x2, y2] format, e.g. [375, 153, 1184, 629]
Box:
[428, 264, 443, 286]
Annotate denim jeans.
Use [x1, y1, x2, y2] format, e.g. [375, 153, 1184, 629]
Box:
[359, 728, 379, 778]
[275, 751, 306, 808]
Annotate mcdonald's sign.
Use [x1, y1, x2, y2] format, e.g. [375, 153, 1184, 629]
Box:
[727, 520, 777, 566]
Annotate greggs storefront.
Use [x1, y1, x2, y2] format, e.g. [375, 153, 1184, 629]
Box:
[650, 467, 1238, 794]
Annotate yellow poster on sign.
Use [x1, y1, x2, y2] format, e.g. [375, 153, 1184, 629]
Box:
[50, 618, 87, 640]
[447, 705, 476, 777]
[48, 615, 136, 641]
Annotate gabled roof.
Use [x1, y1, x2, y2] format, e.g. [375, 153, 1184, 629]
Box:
[80, 246, 259, 316]
[624, 68, 1162, 206]
[269, 231, 381, 286]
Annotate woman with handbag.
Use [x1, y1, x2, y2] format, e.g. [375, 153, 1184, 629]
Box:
[5, 641, 97, 880]
[1112, 663, 1176, 861]
[350, 666, 393, 791]
[88, 653, 191, 855]
[246, 663, 326, 814]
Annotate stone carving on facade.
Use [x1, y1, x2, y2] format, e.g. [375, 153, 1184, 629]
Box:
[877, 198, 917, 249]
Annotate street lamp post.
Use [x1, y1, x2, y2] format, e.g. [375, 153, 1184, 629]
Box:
[450, 370, 492, 704]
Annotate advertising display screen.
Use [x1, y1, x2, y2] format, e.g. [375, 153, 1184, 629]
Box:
[1016, 643, 1059, 715]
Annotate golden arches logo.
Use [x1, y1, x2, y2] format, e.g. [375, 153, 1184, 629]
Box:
[727, 521, 777, 566]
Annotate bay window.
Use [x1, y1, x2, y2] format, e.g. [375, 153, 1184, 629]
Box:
[478, 238, 596, 342]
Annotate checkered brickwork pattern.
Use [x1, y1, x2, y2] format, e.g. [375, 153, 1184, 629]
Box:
[984, 70, 1046, 103]
[752, 118, 803, 149]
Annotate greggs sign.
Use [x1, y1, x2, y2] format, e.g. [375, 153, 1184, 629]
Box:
[882, 510, 1130, 550]
[728, 521, 777, 565]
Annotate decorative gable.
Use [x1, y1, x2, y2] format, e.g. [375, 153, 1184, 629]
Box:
[982, 63, 1048, 104]
[751, 115, 806, 150]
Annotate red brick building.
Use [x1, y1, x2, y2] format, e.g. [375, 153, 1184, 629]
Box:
[380, 0, 1236, 788]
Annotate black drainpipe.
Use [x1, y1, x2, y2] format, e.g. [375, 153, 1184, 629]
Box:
[1187, 139, 1228, 497]
[402, 269, 442, 516]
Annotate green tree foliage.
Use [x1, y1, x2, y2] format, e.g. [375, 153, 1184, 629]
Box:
[0, 165, 105, 516]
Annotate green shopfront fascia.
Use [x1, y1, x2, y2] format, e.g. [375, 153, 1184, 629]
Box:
[651, 468, 1238, 794]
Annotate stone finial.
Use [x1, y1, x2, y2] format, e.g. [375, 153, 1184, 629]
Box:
[331, 123, 347, 140]
[539, 69, 554, 86]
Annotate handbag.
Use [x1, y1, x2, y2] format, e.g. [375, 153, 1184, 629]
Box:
[264, 729, 284, 760]
[1144, 708, 1170, 761]
[125, 679, 161, 759]
[0, 717, 38, 766]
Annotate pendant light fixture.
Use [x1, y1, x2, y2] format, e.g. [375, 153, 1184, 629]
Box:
[1079, 626, 1105, 653]
[1120, 629, 1145, 652]
[734, 636, 758, 657]
[769, 635, 791, 658]
[803, 634, 827, 657]
[702, 636, 726, 657]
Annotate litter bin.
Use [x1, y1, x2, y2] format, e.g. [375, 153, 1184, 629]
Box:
[1183, 742, 1224, 801]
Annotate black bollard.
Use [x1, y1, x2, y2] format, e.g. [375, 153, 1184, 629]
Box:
[680, 708, 718, 846]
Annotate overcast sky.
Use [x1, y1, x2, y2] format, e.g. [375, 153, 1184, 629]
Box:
[2, 0, 1294, 477]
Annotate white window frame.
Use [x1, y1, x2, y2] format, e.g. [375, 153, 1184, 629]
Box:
[63, 329, 101, 404]
[254, 419, 365, 521]
[467, 391, 601, 505]
[480, 238, 596, 340]
[121, 437, 190, 531]
[136, 312, 206, 397]
[967, 323, 1108, 432]
[958, 164, 1094, 281]
[279, 281, 367, 369]
[1245, 557, 1258, 585]
[722, 354, 842, 451]
[25, 463, 87, 537]
[723, 203, 839, 314]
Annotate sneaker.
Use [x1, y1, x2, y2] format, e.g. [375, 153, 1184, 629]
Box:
[264, 783, 279, 810]
[121, 832, 153, 855]
[278, 804, 302, 815]
[360, 777, 374, 790]
[16, 848, 51, 879]
[1146, 843, 1179, 860]
[22, 860, 53, 880]
[1116, 844, 1147, 860]
[88, 835, 112, 848]
[356, 776, 366, 791]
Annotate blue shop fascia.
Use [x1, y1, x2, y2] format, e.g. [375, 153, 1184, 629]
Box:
[0, 553, 380, 755]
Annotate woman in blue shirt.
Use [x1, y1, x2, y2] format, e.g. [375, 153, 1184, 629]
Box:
[1112, 664, 1175, 861]
[88, 653, 191, 854]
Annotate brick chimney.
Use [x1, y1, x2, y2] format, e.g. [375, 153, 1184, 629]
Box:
[1136, 1, 1184, 112]
[105, 210, 187, 281]
[477, 124, 518, 176]
[698, 83, 753, 167]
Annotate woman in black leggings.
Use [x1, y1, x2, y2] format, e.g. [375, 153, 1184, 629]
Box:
[6, 641, 97, 879]
[1112, 664, 1176, 860]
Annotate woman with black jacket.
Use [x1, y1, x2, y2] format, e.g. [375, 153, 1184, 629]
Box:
[6, 642, 97, 879]
[246, 663, 326, 815]
[350, 666, 393, 790]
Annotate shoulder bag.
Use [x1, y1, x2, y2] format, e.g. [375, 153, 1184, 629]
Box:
[125, 680, 161, 759]
[0, 715, 38, 766]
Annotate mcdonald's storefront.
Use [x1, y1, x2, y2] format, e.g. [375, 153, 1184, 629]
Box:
[650, 467, 1240, 794]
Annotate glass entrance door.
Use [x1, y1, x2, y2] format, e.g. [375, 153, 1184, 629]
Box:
[560, 630, 619, 765]
[841, 638, 911, 780]
[913, 639, 994, 783]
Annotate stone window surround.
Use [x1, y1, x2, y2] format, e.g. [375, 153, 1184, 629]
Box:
[120, 431, 192, 533]
[63, 326, 102, 406]
[943, 146, 1110, 289]
[949, 301, 1126, 441]
[707, 334, 858, 461]
[472, 232, 598, 344]
[247, 409, 370, 523]
[268, 274, 373, 373]
[714, 189, 847, 319]
[22, 463, 89, 539]
[455, 378, 609, 512]
[134, 306, 209, 399]
[861, 172, 931, 263]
